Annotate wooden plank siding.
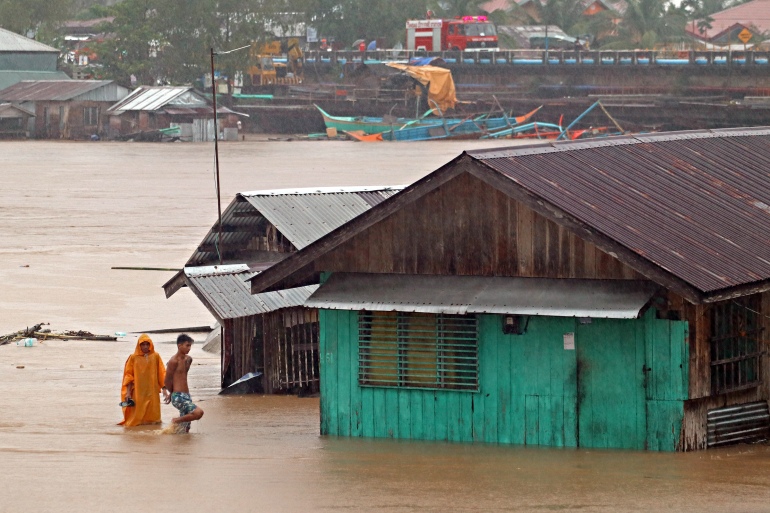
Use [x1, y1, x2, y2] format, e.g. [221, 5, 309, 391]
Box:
[320, 309, 689, 451]
[676, 290, 770, 450]
[314, 173, 645, 281]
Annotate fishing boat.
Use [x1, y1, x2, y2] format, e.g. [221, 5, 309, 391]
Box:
[379, 106, 543, 141]
[315, 104, 447, 134]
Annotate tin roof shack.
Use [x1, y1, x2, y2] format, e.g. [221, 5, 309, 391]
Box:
[0, 103, 34, 138]
[0, 27, 70, 91]
[163, 186, 403, 394]
[251, 128, 770, 452]
[107, 86, 243, 142]
[0, 80, 129, 139]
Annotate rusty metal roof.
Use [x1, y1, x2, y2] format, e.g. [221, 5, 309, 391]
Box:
[0, 80, 116, 101]
[0, 27, 59, 52]
[307, 273, 659, 318]
[184, 265, 318, 320]
[469, 127, 770, 295]
[185, 186, 404, 268]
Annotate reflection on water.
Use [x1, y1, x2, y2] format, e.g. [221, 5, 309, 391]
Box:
[2, 338, 770, 513]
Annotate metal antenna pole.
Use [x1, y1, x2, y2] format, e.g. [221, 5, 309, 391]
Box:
[210, 47, 223, 265]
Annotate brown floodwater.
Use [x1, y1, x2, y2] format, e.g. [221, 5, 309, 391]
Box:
[2, 140, 770, 512]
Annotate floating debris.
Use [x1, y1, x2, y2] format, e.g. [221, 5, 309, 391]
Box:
[0, 323, 117, 345]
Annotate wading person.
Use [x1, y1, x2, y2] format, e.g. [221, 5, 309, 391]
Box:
[118, 334, 168, 426]
[164, 334, 204, 432]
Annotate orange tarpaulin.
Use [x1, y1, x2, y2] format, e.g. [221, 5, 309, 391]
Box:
[118, 334, 166, 426]
[385, 62, 457, 112]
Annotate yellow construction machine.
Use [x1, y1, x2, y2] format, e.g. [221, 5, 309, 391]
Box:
[245, 38, 304, 89]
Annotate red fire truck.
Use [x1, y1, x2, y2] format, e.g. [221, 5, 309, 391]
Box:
[405, 15, 498, 52]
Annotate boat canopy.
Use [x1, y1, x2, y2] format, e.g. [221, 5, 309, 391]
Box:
[386, 62, 457, 112]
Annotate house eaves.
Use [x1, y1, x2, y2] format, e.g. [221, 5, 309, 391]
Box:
[250, 129, 770, 304]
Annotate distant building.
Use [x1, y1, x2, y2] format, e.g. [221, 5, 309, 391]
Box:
[0, 27, 70, 91]
[107, 86, 245, 142]
[0, 79, 128, 139]
[0, 102, 34, 138]
[164, 186, 404, 394]
[482, 0, 626, 20]
[687, 0, 770, 47]
[59, 17, 114, 77]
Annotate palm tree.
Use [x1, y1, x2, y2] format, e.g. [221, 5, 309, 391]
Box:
[615, 0, 687, 49]
[427, 0, 490, 18]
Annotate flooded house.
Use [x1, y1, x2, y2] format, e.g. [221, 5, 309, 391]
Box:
[0, 80, 129, 139]
[0, 103, 34, 137]
[250, 128, 770, 451]
[107, 86, 244, 141]
[163, 186, 403, 393]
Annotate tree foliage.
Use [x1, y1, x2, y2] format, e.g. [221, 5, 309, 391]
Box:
[0, 0, 76, 40]
[301, 0, 425, 47]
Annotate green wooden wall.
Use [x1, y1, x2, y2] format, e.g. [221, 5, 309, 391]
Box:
[319, 309, 688, 451]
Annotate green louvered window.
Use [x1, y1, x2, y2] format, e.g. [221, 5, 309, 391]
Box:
[358, 311, 478, 391]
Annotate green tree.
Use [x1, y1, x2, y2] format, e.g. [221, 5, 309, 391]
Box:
[0, 0, 76, 40]
[92, 0, 161, 86]
[602, 0, 687, 49]
[302, 0, 426, 47]
[427, 0, 488, 18]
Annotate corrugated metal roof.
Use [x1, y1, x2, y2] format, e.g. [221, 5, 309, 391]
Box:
[307, 273, 658, 318]
[0, 102, 34, 117]
[184, 265, 318, 319]
[108, 86, 192, 112]
[0, 27, 59, 53]
[244, 186, 404, 249]
[469, 128, 770, 294]
[0, 80, 115, 101]
[0, 71, 71, 92]
[186, 186, 404, 267]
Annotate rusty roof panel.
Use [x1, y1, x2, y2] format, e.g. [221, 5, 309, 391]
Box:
[185, 266, 318, 319]
[0, 80, 116, 101]
[471, 129, 770, 293]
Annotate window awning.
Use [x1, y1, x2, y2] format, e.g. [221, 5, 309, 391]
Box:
[306, 273, 660, 319]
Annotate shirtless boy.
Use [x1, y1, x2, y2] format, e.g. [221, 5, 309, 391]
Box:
[164, 334, 204, 432]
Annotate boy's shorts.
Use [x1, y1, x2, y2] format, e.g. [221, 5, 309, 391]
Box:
[171, 392, 197, 416]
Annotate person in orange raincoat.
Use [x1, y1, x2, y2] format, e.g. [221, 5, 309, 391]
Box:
[118, 334, 168, 426]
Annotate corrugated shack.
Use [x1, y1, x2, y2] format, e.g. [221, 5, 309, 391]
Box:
[107, 86, 244, 142]
[0, 27, 70, 91]
[164, 186, 403, 394]
[0, 103, 34, 137]
[0, 80, 129, 139]
[250, 128, 770, 451]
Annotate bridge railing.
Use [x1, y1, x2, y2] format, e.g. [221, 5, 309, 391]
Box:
[302, 49, 770, 66]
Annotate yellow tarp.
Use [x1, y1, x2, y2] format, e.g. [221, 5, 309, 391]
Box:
[386, 63, 457, 113]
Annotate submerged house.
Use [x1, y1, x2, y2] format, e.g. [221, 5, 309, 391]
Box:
[0, 80, 128, 139]
[163, 186, 403, 393]
[0, 103, 34, 137]
[107, 86, 244, 141]
[251, 128, 770, 451]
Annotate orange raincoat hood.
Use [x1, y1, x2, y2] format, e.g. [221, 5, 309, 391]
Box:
[132, 333, 156, 356]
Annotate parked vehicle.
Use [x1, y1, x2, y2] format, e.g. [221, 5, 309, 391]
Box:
[406, 15, 497, 52]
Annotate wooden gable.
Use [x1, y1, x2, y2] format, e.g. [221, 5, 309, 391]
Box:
[314, 171, 644, 281]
